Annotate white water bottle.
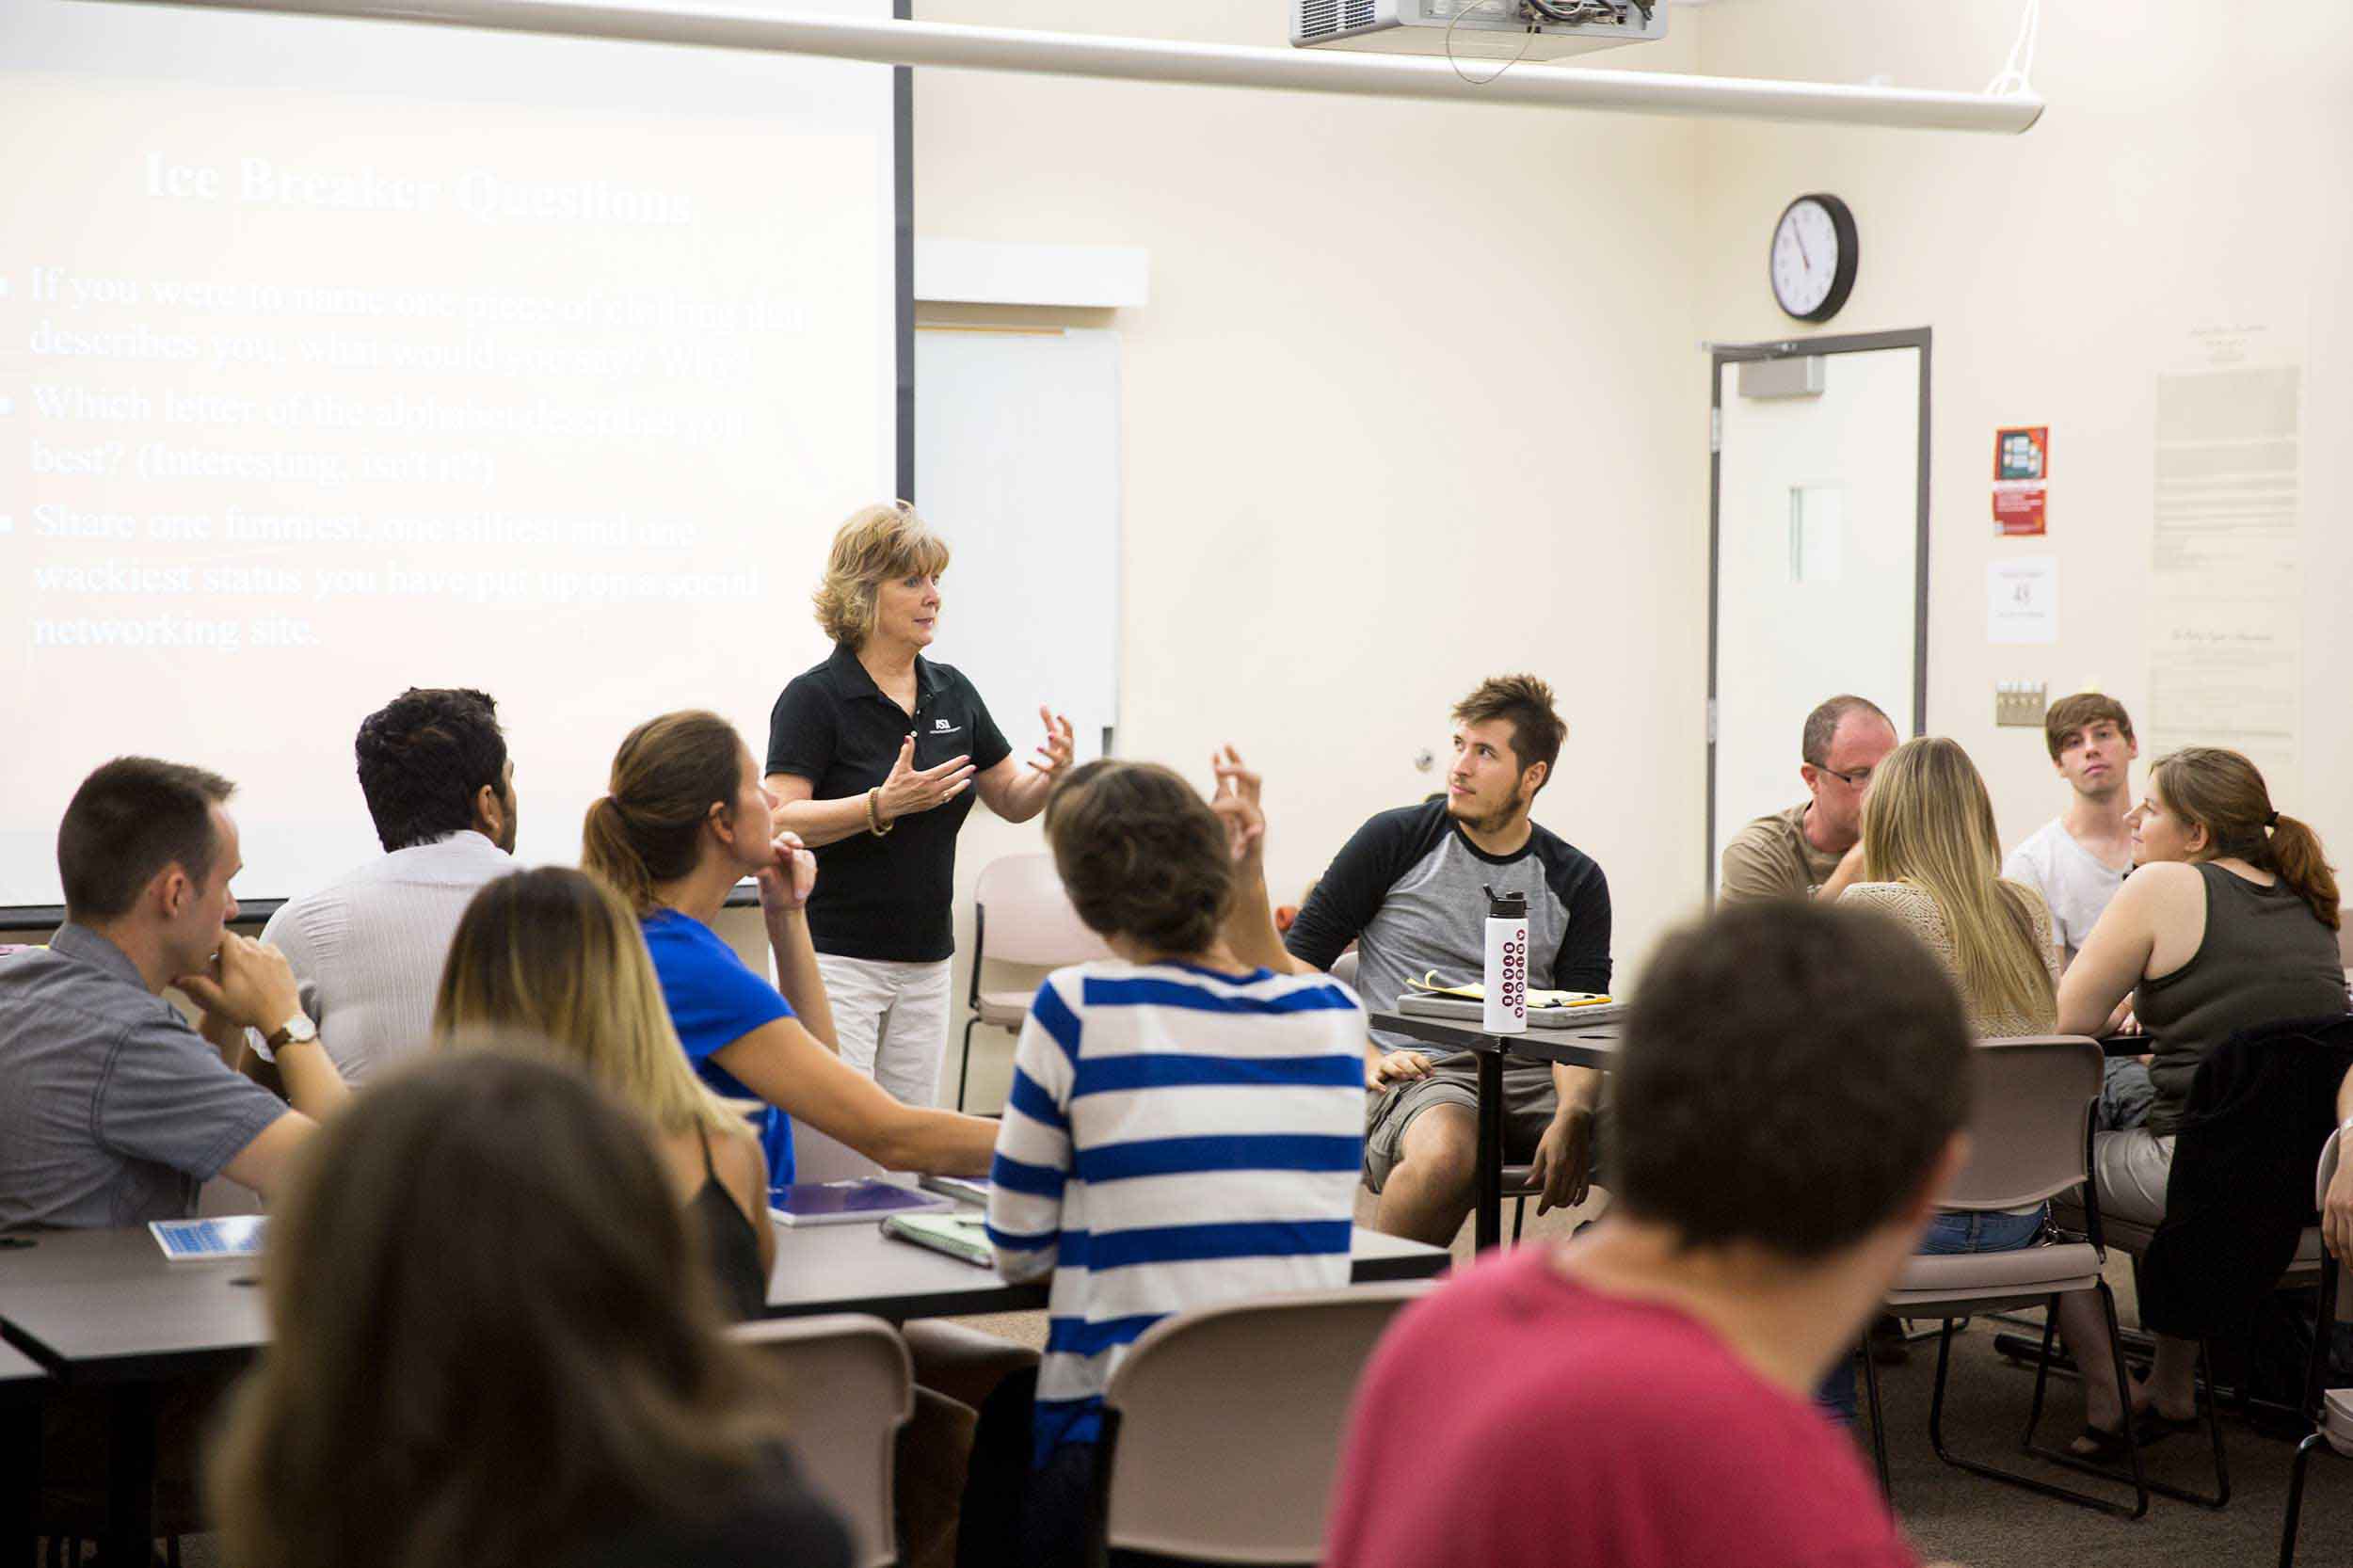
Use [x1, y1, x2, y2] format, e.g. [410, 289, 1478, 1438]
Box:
[1482, 886, 1529, 1034]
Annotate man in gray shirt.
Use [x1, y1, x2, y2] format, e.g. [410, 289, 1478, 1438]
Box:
[247, 687, 518, 1082]
[0, 759, 348, 1228]
[1286, 676, 1611, 1245]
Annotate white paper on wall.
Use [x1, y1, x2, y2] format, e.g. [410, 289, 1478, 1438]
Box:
[2145, 312, 2306, 793]
[1987, 557, 2058, 644]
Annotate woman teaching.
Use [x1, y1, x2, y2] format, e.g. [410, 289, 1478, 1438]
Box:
[764, 501, 1074, 1108]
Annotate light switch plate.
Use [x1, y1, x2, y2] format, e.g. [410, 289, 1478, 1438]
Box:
[1995, 681, 2048, 728]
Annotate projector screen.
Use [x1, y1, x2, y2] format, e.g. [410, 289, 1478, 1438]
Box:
[0, 1, 905, 919]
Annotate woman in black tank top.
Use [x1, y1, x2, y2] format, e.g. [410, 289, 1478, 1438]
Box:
[431, 867, 779, 1312]
[693, 1126, 771, 1321]
[2051, 748, 2345, 1456]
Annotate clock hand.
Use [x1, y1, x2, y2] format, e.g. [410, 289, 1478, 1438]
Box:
[1790, 224, 1813, 271]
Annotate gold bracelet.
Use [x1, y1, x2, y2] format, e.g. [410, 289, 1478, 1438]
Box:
[867, 787, 894, 837]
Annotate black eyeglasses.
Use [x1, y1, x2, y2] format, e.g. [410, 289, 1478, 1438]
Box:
[1816, 764, 1874, 788]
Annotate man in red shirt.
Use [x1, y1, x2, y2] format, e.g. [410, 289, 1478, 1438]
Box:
[1326, 899, 1972, 1568]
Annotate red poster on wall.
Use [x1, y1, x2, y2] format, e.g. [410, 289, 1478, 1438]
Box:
[1993, 425, 2049, 536]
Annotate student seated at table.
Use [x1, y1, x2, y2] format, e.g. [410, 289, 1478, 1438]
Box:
[1326, 900, 1966, 1568]
[431, 865, 776, 1320]
[2050, 746, 2345, 1456]
[1718, 693, 1898, 905]
[581, 710, 998, 1192]
[1282, 675, 1611, 1244]
[0, 758, 349, 1228]
[1814, 736, 2057, 1420]
[246, 686, 519, 1085]
[984, 751, 1367, 1568]
[1841, 737, 2059, 1038]
[207, 1052, 851, 1568]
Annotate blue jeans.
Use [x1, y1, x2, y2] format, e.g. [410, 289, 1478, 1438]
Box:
[1817, 1205, 2051, 1423]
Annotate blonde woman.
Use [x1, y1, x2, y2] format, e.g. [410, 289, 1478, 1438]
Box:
[434, 866, 776, 1320]
[762, 502, 1076, 1110]
[1816, 737, 2058, 1428]
[1842, 736, 2060, 1040]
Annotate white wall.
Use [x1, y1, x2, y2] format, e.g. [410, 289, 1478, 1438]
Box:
[875, 0, 1716, 1101]
[1691, 0, 2353, 861]
[21, 2, 2349, 1109]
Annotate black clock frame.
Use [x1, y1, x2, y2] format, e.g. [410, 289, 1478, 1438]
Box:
[1769, 192, 1859, 324]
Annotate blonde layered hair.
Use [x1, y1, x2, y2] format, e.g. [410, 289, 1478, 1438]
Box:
[812, 500, 951, 648]
[1861, 737, 2057, 1030]
[434, 867, 748, 1140]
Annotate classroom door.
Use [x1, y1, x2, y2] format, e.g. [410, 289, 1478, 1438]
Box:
[1707, 335, 1929, 895]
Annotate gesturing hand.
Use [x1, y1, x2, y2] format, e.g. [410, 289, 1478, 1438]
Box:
[174, 935, 301, 1034]
[1031, 707, 1076, 778]
[875, 733, 975, 823]
[1209, 744, 1266, 867]
[757, 831, 819, 913]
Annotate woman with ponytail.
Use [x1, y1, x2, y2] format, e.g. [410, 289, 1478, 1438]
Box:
[583, 711, 998, 1195]
[2052, 745, 2345, 1455]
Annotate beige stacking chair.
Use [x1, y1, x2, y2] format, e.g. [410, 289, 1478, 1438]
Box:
[731, 1314, 914, 1568]
[1093, 1283, 1432, 1564]
[955, 854, 1114, 1112]
[2277, 1130, 2349, 1564]
[1858, 1035, 2151, 1519]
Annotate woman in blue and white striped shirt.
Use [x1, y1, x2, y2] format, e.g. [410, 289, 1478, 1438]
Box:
[985, 750, 1367, 1568]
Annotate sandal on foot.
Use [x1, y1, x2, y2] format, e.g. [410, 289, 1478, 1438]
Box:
[2068, 1422, 2134, 1463]
[2133, 1406, 2202, 1445]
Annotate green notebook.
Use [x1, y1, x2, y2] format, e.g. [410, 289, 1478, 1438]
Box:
[882, 1211, 997, 1270]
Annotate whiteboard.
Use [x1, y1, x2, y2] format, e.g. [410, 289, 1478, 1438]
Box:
[915, 328, 1122, 760]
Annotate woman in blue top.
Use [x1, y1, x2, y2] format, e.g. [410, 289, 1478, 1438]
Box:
[583, 710, 999, 1192]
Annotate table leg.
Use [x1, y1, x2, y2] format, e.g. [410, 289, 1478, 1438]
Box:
[104, 1384, 157, 1568]
[1475, 1048, 1503, 1251]
[2, 1389, 37, 1568]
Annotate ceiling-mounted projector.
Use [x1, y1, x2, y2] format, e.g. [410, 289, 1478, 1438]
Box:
[1291, 0, 1665, 59]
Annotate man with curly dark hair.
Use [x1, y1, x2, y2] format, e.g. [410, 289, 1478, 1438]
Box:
[1285, 674, 1612, 1244]
[248, 687, 517, 1083]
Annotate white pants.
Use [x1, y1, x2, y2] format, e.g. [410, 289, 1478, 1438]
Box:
[817, 952, 953, 1108]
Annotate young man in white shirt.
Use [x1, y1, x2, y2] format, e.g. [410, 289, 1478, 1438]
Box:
[2003, 693, 2138, 966]
[248, 688, 518, 1082]
[2002, 691, 2152, 1127]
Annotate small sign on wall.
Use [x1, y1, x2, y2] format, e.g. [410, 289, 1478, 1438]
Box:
[1993, 424, 2049, 536]
[1987, 556, 2059, 644]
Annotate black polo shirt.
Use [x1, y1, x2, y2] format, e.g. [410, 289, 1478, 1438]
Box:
[766, 642, 1011, 963]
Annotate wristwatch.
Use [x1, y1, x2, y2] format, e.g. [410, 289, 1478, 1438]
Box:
[264, 1014, 319, 1052]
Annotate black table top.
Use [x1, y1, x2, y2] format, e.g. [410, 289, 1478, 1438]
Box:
[1367, 1010, 1621, 1071]
[0, 1221, 1450, 1382]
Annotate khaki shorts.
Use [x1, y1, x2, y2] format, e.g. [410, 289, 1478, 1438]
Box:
[1362, 1051, 1562, 1194]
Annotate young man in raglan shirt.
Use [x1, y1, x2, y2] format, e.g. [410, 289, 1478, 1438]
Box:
[1284, 674, 1611, 1246]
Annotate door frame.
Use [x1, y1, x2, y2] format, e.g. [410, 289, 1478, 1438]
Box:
[1705, 327, 1932, 899]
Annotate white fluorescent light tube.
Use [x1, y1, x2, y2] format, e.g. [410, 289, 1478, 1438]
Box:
[82, 0, 2044, 135]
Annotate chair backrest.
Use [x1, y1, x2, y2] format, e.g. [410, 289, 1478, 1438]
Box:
[1099, 1282, 1431, 1563]
[1939, 1035, 2105, 1211]
[1328, 949, 1359, 989]
[729, 1314, 913, 1568]
[973, 853, 1113, 967]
